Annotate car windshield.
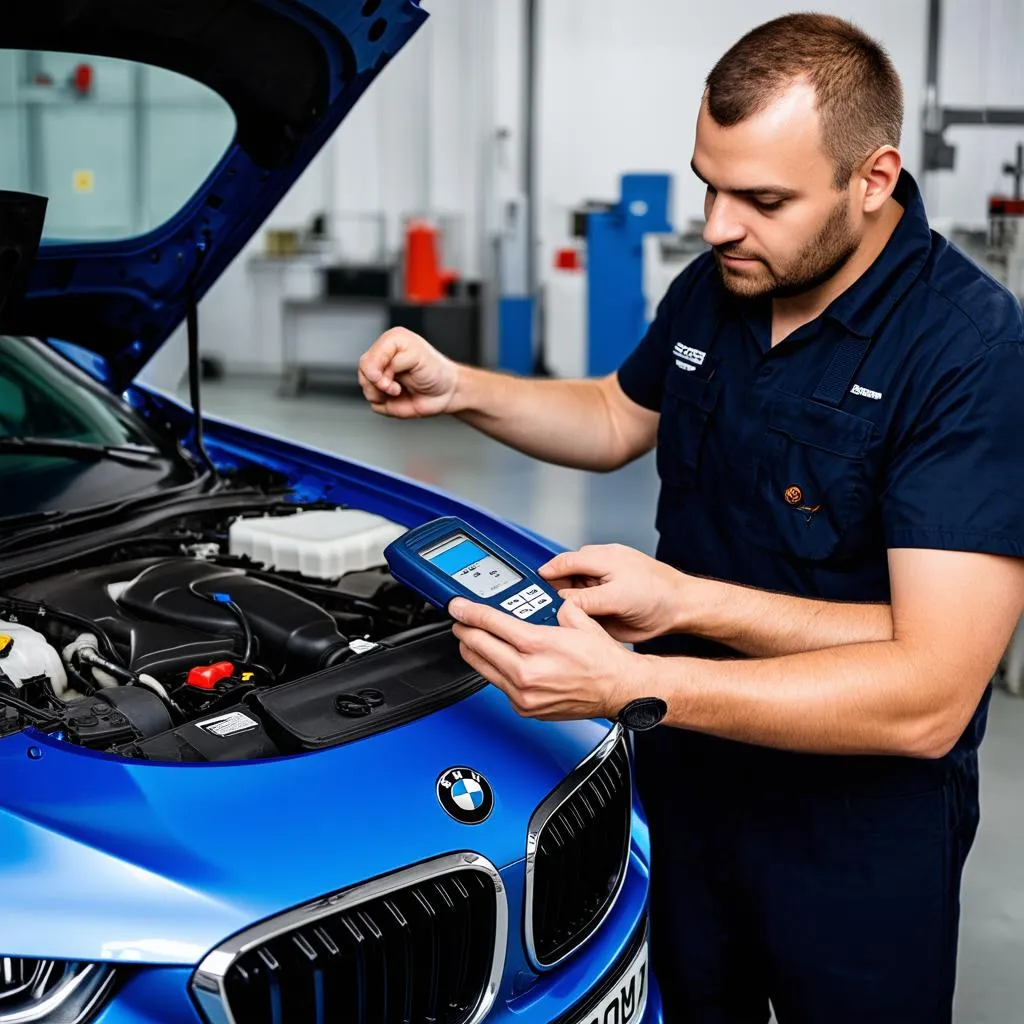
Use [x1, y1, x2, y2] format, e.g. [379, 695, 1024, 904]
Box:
[0, 336, 192, 523]
[0, 335, 146, 445]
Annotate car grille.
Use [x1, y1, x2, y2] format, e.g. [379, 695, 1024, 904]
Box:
[192, 854, 506, 1024]
[526, 726, 632, 968]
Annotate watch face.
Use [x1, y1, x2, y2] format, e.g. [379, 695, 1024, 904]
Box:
[621, 697, 668, 730]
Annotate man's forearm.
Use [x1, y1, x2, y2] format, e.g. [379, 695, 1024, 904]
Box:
[643, 639, 981, 759]
[450, 366, 631, 471]
[678, 576, 893, 657]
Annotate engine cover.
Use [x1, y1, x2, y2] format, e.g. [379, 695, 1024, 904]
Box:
[12, 558, 352, 678]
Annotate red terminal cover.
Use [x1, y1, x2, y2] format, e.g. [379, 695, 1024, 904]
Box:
[187, 661, 236, 690]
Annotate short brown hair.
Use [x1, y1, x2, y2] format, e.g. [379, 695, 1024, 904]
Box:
[705, 13, 903, 187]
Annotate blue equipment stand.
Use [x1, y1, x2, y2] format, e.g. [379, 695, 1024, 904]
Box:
[586, 174, 672, 377]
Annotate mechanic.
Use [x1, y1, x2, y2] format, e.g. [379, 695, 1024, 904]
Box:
[358, 13, 1024, 1023]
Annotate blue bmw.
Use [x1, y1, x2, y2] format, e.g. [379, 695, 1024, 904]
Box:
[0, 2, 663, 1023]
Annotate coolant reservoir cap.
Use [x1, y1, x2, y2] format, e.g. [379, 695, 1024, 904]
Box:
[187, 661, 236, 690]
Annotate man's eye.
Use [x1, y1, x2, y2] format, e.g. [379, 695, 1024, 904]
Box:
[753, 198, 784, 212]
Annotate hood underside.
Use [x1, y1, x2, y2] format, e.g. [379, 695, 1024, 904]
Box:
[0, 0, 427, 388]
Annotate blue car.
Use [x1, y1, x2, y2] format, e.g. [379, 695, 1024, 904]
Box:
[0, 2, 663, 1023]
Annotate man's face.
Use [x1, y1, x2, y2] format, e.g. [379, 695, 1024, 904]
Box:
[692, 81, 861, 300]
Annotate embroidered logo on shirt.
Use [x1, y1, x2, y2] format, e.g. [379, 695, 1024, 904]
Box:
[673, 342, 706, 367]
[850, 384, 882, 400]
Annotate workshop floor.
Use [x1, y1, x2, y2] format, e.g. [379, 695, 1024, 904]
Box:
[195, 376, 1024, 1022]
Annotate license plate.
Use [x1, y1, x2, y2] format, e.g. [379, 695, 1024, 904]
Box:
[573, 941, 649, 1024]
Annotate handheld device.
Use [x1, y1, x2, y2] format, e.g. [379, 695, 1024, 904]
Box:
[384, 517, 563, 625]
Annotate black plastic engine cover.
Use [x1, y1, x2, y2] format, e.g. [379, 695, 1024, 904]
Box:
[14, 558, 353, 677]
[256, 626, 484, 751]
[12, 559, 238, 674]
[127, 705, 281, 763]
[117, 561, 351, 674]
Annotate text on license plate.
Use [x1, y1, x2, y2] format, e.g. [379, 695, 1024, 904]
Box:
[573, 941, 649, 1024]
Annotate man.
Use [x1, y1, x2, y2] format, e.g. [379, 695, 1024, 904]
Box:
[359, 14, 1024, 1022]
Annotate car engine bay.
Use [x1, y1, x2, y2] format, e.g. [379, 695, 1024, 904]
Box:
[0, 507, 481, 762]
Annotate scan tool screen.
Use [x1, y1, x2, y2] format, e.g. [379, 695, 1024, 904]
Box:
[421, 533, 522, 598]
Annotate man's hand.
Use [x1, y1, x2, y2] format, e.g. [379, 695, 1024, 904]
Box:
[449, 596, 643, 721]
[358, 327, 460, 418]
[540, 544, 693, 643]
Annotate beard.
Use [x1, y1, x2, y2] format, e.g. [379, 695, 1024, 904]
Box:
[713, 196, 859, 300]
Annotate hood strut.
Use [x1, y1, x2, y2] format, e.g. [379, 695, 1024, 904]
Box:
[186, 235, 216, 478]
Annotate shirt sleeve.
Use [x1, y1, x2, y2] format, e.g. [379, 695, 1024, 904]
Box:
[883, 339, 1024, 557]
[617, 256, 709, 411]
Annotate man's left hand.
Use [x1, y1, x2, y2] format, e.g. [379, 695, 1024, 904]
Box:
[449, 596, 642, 721]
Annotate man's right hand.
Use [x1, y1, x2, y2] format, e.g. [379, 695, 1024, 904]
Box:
[358, 327, 461, 418]
[539, 544, 694, 644]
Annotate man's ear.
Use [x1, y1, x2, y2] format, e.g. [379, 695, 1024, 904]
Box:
[857, 146, 902, 215]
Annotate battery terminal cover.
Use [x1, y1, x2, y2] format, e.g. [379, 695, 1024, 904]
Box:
[187, 662, 236, 690]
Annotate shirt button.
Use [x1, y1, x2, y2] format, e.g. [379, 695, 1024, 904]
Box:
[759, 364, 777, 379]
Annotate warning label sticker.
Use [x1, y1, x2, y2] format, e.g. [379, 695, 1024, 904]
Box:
[197, 711, 259, 738]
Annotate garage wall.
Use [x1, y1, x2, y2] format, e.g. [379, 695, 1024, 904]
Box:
[535, 0, 1024, 284]
[928, 0, 1024, 228]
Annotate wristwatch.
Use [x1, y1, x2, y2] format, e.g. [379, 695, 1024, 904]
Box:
[615, 696, 668, 731]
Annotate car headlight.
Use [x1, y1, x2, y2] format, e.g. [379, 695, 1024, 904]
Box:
[0, 958, 115, 1023]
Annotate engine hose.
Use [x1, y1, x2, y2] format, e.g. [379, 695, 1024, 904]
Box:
[0, 692, 61, 728]
[78, 646, 139, 687]
[90, 668, 120, 690]
[64, 661, 98, 697]
[75, 645, 185, 718]
[138, 673, 186, 719]
[321, 643, 355, 668]
[1, 598, 124, 665]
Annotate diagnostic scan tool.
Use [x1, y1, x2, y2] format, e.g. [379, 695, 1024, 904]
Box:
[385, 517, 563, 624]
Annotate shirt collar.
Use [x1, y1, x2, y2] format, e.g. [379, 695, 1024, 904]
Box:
[823, 169, 933, 338]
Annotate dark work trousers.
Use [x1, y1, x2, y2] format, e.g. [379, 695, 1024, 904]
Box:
[634, 727, 980, 1024]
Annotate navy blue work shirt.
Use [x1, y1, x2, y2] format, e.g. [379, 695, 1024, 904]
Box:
[618, 170, 1024, 758]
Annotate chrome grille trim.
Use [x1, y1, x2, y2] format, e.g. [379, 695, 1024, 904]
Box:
[191, 852, 507, 1024]
[525, 724, 632, 970]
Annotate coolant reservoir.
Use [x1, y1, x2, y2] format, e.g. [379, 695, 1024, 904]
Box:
[0, 621, 68, 696]
[228, 509, 407, 580]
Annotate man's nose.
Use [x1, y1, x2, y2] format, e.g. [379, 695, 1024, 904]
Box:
[703, 194, 745, 248]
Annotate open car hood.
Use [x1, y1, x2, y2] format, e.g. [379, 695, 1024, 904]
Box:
[0, 0, 427, 389]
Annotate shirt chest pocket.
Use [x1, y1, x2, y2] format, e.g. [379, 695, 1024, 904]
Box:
[747, 392, 876, 562]
[656, 364, 722, 489]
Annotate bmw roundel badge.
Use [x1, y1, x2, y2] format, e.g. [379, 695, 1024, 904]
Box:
[436, 766, 494, 825]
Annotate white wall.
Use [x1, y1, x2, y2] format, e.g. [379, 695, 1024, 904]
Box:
[536, 0, 1024, 280]
[929, 0, 1024, 229]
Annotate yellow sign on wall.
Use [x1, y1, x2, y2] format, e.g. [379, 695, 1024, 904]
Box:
[72, 169, 95, 194]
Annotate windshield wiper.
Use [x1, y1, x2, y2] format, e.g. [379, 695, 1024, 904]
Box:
[0, 437, 166, 466]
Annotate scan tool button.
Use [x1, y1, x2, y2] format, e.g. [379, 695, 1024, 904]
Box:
[502, 594, 527, 611]
[530, 593, 553, 611]
[514, 602, 538, 619]
[521, 585, 544, 601]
